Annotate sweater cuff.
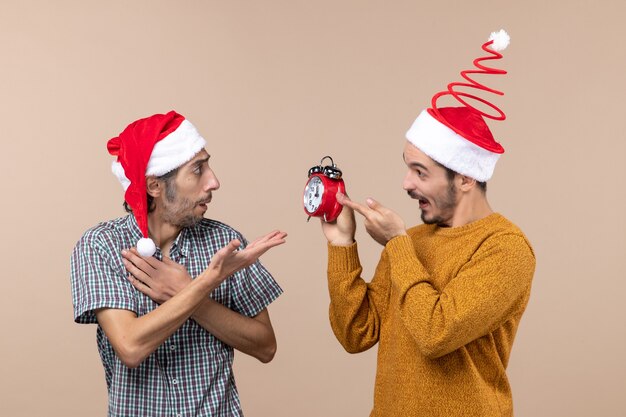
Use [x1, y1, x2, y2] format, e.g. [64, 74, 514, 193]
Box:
[327, 242, 362, 272]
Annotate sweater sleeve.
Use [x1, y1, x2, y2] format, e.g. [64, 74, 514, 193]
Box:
[327, 242, 391, 353]
[386, 233, 535, 359]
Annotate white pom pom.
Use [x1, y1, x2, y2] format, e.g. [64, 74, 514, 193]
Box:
[488, 29, 510, 51]
[137, 238, 156, 257]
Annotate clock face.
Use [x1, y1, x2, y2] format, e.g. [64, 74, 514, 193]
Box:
[304, 176, 324, 214]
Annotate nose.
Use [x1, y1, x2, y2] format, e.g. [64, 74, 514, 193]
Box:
[204, 169, 220, 191]
[402, 169, 414, 192]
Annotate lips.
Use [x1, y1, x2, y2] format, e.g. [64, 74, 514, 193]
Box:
[197, 195, 212, 206]
[408, 191, 429, 209]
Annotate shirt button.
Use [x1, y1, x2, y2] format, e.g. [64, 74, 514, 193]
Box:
[172, 378, 178, 385]
[170, 345, 176, 351]
[176, 414, 182, 417]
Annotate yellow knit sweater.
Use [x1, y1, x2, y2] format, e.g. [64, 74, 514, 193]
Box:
[327, 213, 535, 417]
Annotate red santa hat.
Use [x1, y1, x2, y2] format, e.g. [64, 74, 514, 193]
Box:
[106, 110, 206, 256]
[406, 29, 510, 182]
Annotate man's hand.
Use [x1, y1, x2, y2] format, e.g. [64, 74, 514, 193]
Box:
[320, 192, 357, 246]
[203, 230, 287, 282]
[337, 192, 407, 246]
[123, 231, 288, 303]
[122, 249, 193, 304]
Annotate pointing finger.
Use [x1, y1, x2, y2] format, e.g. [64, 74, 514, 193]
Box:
[337, 192, 370, 217]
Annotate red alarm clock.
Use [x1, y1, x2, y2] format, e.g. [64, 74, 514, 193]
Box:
[303, 156, 346, 222]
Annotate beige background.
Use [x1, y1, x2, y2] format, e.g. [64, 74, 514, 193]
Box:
[1, 1, 624, 416]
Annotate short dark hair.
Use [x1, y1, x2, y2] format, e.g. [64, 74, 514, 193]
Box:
[438, 162, 487, 192]
[123, 167, 180, 214]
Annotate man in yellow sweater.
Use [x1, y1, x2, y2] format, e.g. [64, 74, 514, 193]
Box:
[320, 30, 535, 416]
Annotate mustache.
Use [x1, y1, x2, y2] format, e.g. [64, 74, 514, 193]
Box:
[196, 193, 212, 205]
[408, 191, 431, 205]
[407, 191, 426, 201]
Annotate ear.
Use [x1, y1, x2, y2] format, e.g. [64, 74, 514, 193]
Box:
[146, 176, 162, 198]
[458, 175, 477, 192]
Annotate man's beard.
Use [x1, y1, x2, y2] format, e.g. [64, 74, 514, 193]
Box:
[410, 182, 457, 226]
[163, 204, 203, 228]
[161, 182, 210, 228]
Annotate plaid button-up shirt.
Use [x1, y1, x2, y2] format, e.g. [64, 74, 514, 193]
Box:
[70, 215, 283, 417]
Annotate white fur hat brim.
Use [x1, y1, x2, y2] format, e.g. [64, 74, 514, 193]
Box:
[112, 119, 206, 191]
[405, 110, 500, 182]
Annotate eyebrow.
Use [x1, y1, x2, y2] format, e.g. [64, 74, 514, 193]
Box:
[402, 153, 429, 172]
[409, 162, 429, 171]
[190, 155, 210, 168]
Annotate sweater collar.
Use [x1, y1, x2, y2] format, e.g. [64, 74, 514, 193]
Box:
[430, 212, 504, 237]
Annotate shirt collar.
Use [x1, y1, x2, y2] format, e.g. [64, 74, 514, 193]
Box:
[125, 214, 191, 258]
[125, 214, 143, 243]
[172, 227, 191, 258]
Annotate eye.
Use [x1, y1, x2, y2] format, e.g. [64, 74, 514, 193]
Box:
[193, 165, 203, 175]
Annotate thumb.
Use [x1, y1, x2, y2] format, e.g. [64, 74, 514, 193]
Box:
[225, 239, 242, 253]
[212, 239, 241, 263]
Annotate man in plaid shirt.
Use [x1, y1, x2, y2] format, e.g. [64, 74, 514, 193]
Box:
[71, 111, 286, 417]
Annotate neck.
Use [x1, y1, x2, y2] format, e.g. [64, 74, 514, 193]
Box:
[447, 192, 493, 228]
[146, 209, 181, 256]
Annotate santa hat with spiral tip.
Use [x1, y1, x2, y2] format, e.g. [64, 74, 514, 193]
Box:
[406, 29, 511, 182]
[106, 110, 206, 257]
